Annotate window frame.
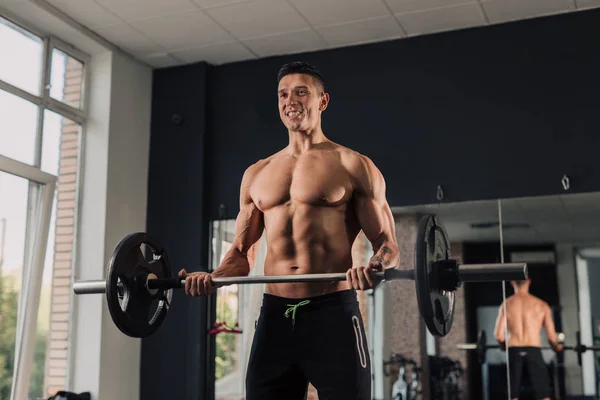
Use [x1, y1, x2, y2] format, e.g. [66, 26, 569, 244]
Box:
[0, 155, 56, 400]
[1, 12, 90, 399]
[0, 16, 90, 128]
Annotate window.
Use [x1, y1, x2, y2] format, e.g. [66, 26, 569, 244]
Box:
[0, 17, 43, 95]
[49, 49, 85, 110]
[0, 89, 39, 166]
[0, 13, 88, 400]
[0, 171, 31, 399]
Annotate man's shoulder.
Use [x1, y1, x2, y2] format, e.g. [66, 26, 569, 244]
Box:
[242, 150, 285, 180]
[242, 158, 269, 182]
[333, 143, 377, 175]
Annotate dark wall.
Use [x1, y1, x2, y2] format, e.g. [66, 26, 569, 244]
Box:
[207, 9, 600, 220]
[142, 63, 211, 400]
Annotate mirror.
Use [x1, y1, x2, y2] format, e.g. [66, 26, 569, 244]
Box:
[208, 199, 511, 400]
[498, 192, 600, 400]
[391, 200, 509, 400]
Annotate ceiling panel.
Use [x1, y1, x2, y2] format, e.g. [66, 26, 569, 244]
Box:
[5, 0, 600, 68]
[192, 0, 254, 8]
[517, 195, 563, 210]
[172, 40, 256, 64]
[130, 9, 234, 51]
[393, 192, 600, 245]
[498, 210, 528, 225]
[316, 16, 404, 47]
[396, 3, 485, 36]
[140, 53, 183, 68]
[243, 29, 329, 58]
[576, 0, 600, 8]
[384, 0, 476, 14]
[96, 0, 198, 22]
[481, 0, 574, 23]
[93, 23, 163, 55]
[205, 0, 309, 39]
[288, 0, 390, 28]
[561, 192, 600, 209]
[45, 0, 122, 29]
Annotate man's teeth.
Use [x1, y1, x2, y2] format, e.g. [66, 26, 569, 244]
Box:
[287, 111, 300, 117]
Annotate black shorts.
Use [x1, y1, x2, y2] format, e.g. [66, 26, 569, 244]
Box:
[246, 289, 371, 400]
[508, 346, 551, 399]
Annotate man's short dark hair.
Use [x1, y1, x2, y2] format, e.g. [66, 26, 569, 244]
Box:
[277, 61, 326, 94]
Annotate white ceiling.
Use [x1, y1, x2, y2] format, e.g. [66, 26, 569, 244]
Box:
[1, 0, 600, 68]
[392, 191, 600, 246]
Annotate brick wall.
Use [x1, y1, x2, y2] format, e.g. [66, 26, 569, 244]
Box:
[388, 213, 425, 398]
[387, 216, 468, 399]
[436, 242, 468, 399]
[44, 57, 82, 397]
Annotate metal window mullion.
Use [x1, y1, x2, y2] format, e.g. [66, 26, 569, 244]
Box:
[33, 37, 53, 168]
[45, 97, 86, 124]
[0, 154, 57, 185]
[0, 79, 43, 106]
[49, 36, 90, 65]
[33, 106, 45, 168]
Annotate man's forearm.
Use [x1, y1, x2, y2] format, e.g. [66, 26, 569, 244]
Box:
[369, 240, 400, 269]
[212, 247, 251, 278]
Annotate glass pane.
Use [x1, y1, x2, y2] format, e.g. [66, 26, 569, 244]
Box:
[211, 220, 246, 400]
[498, 193, 600, 399]
[42, 110, 81, 175]
[50, 49, 84, 109]
[390, 201, 507, 400]
[0, 89, 39, 166]
[0, 171, 30, 398]
[0, 17, 43, 95]
[38, 110, 81, 398]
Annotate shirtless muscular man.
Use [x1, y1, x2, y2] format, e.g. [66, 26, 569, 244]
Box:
[494, 279, 564, 400]
[178, 61, 400, 399]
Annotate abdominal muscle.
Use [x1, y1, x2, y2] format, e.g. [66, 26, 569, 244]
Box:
[260, 203, 359, 298]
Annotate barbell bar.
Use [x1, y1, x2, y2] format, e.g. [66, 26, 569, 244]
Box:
[71, 215, 528, 338]
[73, 263, 525, 295]
[457, 330, 600, 366]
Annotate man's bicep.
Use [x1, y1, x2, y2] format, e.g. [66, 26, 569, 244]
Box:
[232, 201, 264, 254]
[232, 165, 265, 254]
[354, 194, 395, 247]
[352, 157, 396, 249]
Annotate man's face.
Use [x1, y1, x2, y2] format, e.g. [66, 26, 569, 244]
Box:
[277, 73, 328, 133]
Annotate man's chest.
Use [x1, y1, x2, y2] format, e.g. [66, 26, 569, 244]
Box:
[250, 155, 353, 210]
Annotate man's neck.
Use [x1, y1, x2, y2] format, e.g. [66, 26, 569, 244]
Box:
[287, 128, 328, 155]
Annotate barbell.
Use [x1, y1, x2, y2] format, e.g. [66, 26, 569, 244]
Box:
[457, 329, 600, 366]
[72, 215, 528, 338]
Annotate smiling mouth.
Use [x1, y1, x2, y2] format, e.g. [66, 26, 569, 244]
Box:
[286, 111, 302, 118]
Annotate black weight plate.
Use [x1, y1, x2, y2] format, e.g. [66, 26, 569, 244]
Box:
[477, 330, 487, 364]
[106, 232, 173, 338]
[415, 215, 454, 337]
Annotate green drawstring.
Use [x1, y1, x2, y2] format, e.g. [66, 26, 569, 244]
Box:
[284, 300, 311, 330]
